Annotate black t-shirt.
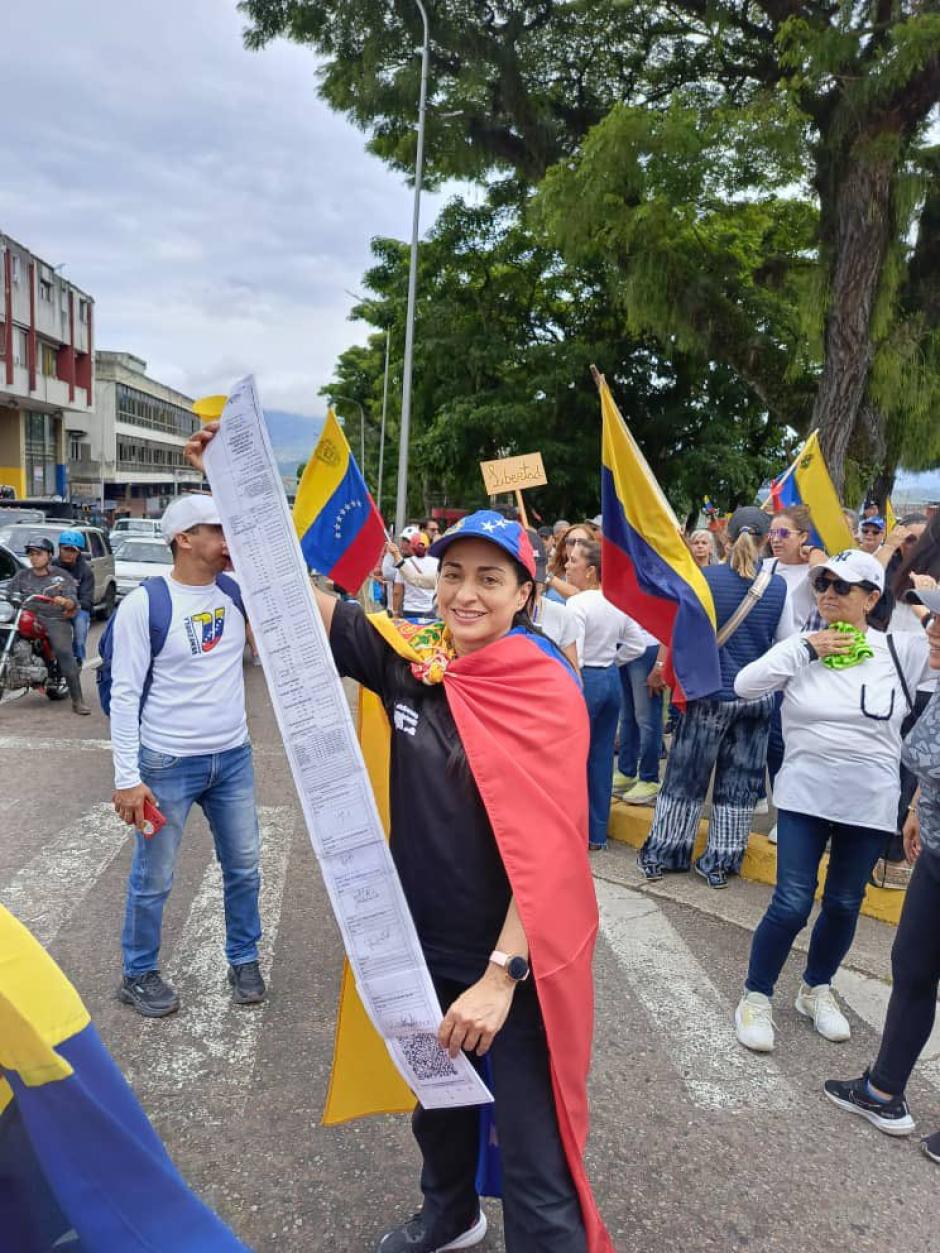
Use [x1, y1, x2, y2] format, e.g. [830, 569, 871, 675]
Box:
[330, 601, 512, 981]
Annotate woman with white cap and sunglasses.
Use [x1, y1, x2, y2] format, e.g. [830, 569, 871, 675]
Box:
[733, 550, 932, 1054]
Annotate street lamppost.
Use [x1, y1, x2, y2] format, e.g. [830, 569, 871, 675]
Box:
[394, 0, 429, 536]
[377, 329, 391, 518]
[329, 393, 367, 477]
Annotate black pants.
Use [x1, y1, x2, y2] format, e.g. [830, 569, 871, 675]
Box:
[413, 975, 587, 1253]
[870, 847, 940, 1095]
[43, 617, 82, 703]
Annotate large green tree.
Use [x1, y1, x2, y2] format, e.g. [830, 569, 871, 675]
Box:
[241, 0, 940, 494]
[324, 197, 788, 520]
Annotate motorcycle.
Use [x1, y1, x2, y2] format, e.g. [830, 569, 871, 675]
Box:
[0, 592, 70, 703]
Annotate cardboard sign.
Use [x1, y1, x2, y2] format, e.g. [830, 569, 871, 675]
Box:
[480, 452, 547, 495]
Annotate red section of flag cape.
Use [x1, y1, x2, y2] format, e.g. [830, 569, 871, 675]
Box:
[443, 633, 614, 1253]
[329, 500, 386, 594]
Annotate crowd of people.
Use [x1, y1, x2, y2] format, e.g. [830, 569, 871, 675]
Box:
[15, 446, 933, 1251]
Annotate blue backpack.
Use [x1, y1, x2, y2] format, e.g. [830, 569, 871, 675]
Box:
[96, 574, 246, 717]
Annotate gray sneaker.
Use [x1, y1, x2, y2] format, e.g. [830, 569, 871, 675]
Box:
[228, 960, 266, 1005]
[118, 970, 179, 1018]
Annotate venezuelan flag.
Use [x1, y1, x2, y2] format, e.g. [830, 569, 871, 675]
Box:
[0, 905, 247, 1251]
[769, 430, 856, 554]
[598, 374, 720, 701]
[292, 408, 386, 593]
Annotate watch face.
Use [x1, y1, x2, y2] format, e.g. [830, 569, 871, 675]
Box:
[507, 956, 529, 982]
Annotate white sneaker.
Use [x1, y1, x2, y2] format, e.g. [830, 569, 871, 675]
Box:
[796, 982, 851, 1042]
[754, 797, 769, 815]
[438, 1212, 488, 1251]
[734, 991, 775, 1053]
[766, 824, 778, 845]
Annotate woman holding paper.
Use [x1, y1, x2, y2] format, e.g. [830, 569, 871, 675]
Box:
[186, 425, 611, 1253]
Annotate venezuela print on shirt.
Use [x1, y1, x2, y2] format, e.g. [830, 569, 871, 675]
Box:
[185, 606, 227, 655]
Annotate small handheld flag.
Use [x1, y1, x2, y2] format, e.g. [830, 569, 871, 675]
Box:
[768, 431, 855, 554]
[596, 370, 720, 702]
[292, 409, 386, 593]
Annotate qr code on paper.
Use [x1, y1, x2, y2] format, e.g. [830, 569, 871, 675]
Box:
[399, 1033, 459, 1081]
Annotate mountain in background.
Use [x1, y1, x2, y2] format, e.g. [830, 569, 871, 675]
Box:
[263, 409, 325, 485]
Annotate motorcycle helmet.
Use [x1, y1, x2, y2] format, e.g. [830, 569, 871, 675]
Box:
[58, 529, 86, 549]
[24, 536, 55, 554]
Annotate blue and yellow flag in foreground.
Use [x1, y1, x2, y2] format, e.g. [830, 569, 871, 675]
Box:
[292, 409, 386, 593]
[0, 905, 247, 1252]
[598, 375, 721, 701]
[769, 430, 855, 554]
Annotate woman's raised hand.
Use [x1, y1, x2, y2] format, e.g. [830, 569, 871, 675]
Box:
[806, 629, 855, 659]
[184, 420, 220, 473]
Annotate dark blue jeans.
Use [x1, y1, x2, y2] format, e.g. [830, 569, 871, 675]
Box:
[581, 664, 621, 847]
[617, 644, 663, 782]
[746, 809, 887, 996]
[121, 742, 262, 976]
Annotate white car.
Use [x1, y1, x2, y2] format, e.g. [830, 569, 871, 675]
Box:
[110, 517, 163, 543]
[112, 536, 173, 599]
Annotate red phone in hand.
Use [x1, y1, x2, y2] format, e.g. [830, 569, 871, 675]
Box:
[140, 799, 166, 839]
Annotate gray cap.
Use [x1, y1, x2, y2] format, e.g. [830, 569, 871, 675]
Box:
[525, 527, 548, 583]
[727, 506, 770, 540]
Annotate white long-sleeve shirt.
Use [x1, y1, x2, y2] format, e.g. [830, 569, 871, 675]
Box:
[110, 575, 248, 788]
[565, 589, 648, 668]
[734, 630, 931, 831]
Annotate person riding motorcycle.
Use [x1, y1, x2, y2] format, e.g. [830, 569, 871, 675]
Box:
[5, 536, 90, 715]
[56, 529, 94, 666]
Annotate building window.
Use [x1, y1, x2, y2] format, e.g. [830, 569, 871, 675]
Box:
[69, 436, 83, 461]
[39, 278, 53, 302]
[13, 329, 27, 367]
[24, 411, 55, 495]
[79, 299, 89, 324]
[41, 344, 57, 376]
[10, 256, 21, 285]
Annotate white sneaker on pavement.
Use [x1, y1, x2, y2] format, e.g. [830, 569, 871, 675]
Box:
[795, 982, 851, 1042]
[734, 991, 775, 1053]
[753, 797, 769, 815]
[766, 824, 777, 845]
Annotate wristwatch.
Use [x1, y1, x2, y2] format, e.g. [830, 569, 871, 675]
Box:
[489, 950, 530, 982]
[394, 559, 406, 569]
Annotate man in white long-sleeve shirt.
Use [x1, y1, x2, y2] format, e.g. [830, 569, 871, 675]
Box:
[110, 494, 264, 1018]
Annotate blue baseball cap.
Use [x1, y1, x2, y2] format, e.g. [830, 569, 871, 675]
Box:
[428, 510, 537, 579]
[861, 515, 885, 531]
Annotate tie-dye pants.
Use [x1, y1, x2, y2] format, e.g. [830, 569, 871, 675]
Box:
[639, 694, 774, 875]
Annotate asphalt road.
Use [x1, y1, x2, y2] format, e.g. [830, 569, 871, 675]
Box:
[2, 638, 939, 1252]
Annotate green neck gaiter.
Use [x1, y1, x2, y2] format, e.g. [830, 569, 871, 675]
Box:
[821, 621, 874, 670]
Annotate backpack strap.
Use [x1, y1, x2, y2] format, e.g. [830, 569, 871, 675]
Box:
[140, 577, 173, 711]
[215, 572, 247, 620]
[886, 633, 914, 714]
[716, 568, 774, 648]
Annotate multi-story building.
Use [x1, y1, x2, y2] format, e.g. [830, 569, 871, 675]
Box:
[73, 351, 203, 516]
[0, 231, 94, 499]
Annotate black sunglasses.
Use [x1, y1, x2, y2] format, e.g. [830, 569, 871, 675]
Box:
[813, 575, 877, 596]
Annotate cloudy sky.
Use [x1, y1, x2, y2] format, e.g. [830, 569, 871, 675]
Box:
[0, 0, 449, 416]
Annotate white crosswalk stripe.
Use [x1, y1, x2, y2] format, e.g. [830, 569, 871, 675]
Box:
[0, 803, 129, 948]
[596, 877, 795, 1111]
[120, 806, 293, 1106]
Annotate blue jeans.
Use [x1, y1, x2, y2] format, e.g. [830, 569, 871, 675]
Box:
[121, 742, 262, 976]
[745, 809, 887, 996]
[72, 609, 91, 662]
[617, 645, 663, 782]
[582, 665, 621, 848]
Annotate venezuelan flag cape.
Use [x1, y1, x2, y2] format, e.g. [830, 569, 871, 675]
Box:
[292, 408, 386, 593]
[0, 905, 248, 1252]
[768, 430, 855, 554]
[599, 375, 720, 702]
[324, 617, 614, 1253]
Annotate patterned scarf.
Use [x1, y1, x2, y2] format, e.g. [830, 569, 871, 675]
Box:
[380, 617, 457, 685]
[821, 621, 875, 670]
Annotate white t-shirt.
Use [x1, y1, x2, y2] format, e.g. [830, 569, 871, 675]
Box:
[734, 630, 931, 832]
[890, 602, 937, 694]
[110, 575, 248, 789]
[532, 595, 582, 653]
[565, 589, 648, 668]
[395, 555, 438, 615]
[761, 557, 815, 633]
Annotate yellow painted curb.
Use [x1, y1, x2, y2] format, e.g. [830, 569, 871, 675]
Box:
[608, 801, 904, 927]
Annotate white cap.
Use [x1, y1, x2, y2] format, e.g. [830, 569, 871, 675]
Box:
[809, 549, 885, 593]
[160, 494, 221, 543]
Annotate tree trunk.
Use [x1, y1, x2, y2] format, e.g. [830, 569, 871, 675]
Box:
[813, 139, 896, 496]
